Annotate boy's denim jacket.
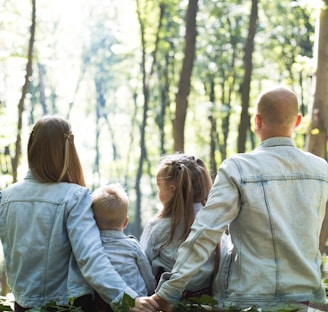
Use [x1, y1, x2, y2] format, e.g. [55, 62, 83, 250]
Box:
[99, 230, 157, 296]
[0, 171, 137, 308]
[157, 137, 328, 307]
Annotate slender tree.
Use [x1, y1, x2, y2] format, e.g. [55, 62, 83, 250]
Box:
[2, 0, 36, 296]
[173, 0, 198, 152]
[237, 0, 258, 153]
[306, 0, 328, 159]
[207, 79, 219, 181]
[11, 0, 36, 183]
[135, 0, 164, 237]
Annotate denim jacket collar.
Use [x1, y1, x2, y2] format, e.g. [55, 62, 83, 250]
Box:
[259, 136, 295, 148]
[100, 230, 126, 239]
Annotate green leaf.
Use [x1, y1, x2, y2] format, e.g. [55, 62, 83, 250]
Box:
[121, 293, 135, 311]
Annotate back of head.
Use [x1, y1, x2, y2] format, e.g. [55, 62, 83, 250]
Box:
[256, 86, 299, 131]
[158, 154, 212, 208]
[158, 153, 212, 243]
[186, 156, 212, 205]
[92, 184, 128, 230]
[28, 115, 85, 186]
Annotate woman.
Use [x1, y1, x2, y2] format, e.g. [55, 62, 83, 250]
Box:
[0, 115, 157, 312]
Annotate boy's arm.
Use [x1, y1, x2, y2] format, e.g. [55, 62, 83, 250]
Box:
[135, 245, 157, 294]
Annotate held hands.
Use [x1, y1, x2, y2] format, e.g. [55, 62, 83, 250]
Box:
[131, 296, 158, 312]
[152, 293, 174, 312]
[131, 294, 173, 312]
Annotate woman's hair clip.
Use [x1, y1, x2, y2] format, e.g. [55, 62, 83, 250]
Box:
[64, 132, 73, 143]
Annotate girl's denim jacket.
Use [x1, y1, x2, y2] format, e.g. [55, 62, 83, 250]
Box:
[0, 171, 137, 308]
[141, 203, 215, 292]
[157, 137, 328, 307]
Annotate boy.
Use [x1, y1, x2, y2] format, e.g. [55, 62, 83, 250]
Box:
[92, 183, 156, 302]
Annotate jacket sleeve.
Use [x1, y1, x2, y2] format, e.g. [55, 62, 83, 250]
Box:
[134, 240, 157, 295]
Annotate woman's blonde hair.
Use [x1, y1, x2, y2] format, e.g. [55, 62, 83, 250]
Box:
[157, 154, 212, 245]
[27, 115, 86, 186]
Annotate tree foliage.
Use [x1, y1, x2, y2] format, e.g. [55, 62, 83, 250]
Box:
[0, 0, 325, 239]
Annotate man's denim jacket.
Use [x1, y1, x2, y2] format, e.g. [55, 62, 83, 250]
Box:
[157, 137, 328, 307]
[0, 171, 137, 308]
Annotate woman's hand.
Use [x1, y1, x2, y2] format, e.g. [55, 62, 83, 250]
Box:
[152, 293, 174, 312]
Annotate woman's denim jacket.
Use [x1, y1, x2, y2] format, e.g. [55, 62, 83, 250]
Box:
[157, 137, 328, 307]
[0, 171, 138, 308]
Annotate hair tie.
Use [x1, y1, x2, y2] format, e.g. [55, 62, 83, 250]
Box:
[64, 132, 73, 144]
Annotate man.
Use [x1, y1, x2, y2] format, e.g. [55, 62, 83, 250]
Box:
[134, 86, 328, 312]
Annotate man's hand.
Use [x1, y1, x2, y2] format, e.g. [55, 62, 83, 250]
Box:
[130, 294, 174, 312]
[130, 296, 159, 312]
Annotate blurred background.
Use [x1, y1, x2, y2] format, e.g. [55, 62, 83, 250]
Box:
[0, 0, 327, 264]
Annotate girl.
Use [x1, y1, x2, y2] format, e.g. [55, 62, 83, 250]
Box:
[140, 153, 217, 298]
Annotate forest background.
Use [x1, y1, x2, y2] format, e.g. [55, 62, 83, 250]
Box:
[0, 0, 328, 247]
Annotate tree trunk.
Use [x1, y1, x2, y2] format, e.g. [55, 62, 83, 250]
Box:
[158, 52, 170, 156]
[221, 14, 240, 161]
[237, 0, 258, 153]
[12, 0, 36, 184]
[173, 0, 198, 152]
[37, 63, 48, 114]
[208, 79, 218, 182]
[134, 1, 164, 237]
[305, 1, 328, 159]
[3, 0, 35, 297]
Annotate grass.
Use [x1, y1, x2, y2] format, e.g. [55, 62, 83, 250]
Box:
[0, 280, 327, 311]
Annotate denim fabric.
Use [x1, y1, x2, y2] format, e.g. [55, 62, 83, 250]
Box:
[141, 203, 216, 292]
[157, 137, 328, 307]
[99, 230, 156, 296]
[0, 171, 137, 308]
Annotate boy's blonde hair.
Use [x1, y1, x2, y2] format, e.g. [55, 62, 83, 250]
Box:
[92, 184, 129, 230]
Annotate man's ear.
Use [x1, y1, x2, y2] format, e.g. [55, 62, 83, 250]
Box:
[254, 113, 262, 130]
[294, 113, 302, 129]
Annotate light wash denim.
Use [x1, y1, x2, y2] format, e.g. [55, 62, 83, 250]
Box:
[0, 171, 138, 309]
[99, 230, 156, 296]
[141, 203, 216, 292]
[157, 137, 328, 307]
